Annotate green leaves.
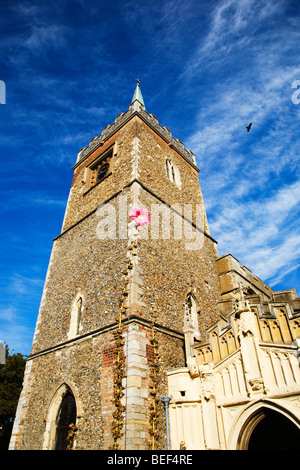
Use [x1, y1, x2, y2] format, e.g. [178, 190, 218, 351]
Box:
[148, 303, 161, 450]
[0, 348, 26, 449]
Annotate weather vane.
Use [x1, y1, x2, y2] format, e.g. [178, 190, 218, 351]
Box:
[136, 78, 141, 86]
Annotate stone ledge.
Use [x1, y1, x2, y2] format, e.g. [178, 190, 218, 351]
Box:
[27, 315, 184, 360]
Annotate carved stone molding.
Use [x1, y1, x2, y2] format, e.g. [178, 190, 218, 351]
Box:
[248, 377, 264, 392]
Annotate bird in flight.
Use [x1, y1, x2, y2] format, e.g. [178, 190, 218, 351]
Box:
[246, 122, 252, 132]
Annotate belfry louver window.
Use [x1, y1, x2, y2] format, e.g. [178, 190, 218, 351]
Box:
[86, 147, 113, 190]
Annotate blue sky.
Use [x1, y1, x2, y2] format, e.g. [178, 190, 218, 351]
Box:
[0, 0, 300, 356]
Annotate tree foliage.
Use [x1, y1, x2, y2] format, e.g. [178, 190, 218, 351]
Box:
[0, 346, 26, 450]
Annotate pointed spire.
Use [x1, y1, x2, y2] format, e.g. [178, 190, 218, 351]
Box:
[131, 78, 145, 108]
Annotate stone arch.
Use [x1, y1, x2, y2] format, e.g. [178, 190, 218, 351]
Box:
[42, 383, 82, 450]
[228, 399, 300, 450]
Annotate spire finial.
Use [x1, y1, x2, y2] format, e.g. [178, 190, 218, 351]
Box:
[131, 79, 145, 108]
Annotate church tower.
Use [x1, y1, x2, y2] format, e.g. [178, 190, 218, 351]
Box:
[9, 83, 222, 450]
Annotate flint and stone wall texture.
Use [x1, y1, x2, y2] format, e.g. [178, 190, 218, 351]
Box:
[10, 110, 222, 450]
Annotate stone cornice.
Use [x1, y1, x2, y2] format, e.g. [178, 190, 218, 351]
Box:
[28, 315, 184, 361]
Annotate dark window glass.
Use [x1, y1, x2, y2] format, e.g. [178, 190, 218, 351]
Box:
[54, 392, 76, 450]
[97, 162, 110, 182]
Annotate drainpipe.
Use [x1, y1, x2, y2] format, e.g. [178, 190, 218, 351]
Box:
[161, 396, 171, 450]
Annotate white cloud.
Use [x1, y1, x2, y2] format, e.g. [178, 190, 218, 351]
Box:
[248, 235, 300, 282]
[208, 179, 300, 285]
[0, 304, 33, 355]
[0, 274, 43, 354]
[0, 306, 17, 322]
[182, 0, 300, 290]
[8, 274, 44, 296]
[0, 189, 67, 211]
[183, 0, 286, 75]
[0, 319, 33, 355]
[25, 24, 68, 50]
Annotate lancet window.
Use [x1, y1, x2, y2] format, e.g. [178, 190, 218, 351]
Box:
[166, 158, 181, 188]
[68, 293, 84, 340]
[184, 293, 200, 340]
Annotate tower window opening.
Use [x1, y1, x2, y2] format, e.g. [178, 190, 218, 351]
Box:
[165, 158, 181, 189]
[166, 159, 170, 179]
[96, 162, 110, 183]
[86, 148, 113, 190]
[75, 296, 83, 335]
[68, 294, 84, 340]
[171, 165, 175, 182]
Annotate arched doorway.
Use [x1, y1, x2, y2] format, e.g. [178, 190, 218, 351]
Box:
[248, 408, 300, 450]
[54, 390, 77, 450]
[239, 406, 300, 450]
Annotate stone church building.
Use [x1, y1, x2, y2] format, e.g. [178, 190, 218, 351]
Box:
[9, 83, 300, 450]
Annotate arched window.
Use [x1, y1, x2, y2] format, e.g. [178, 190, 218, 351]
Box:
[185, 293, 200, 340]
[54, 391, 77, 450]
[165, 158, 181, 188]
[68, 294, 83, 340]
[166, 159, 170, 179]
[87, 147, 113, 190]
